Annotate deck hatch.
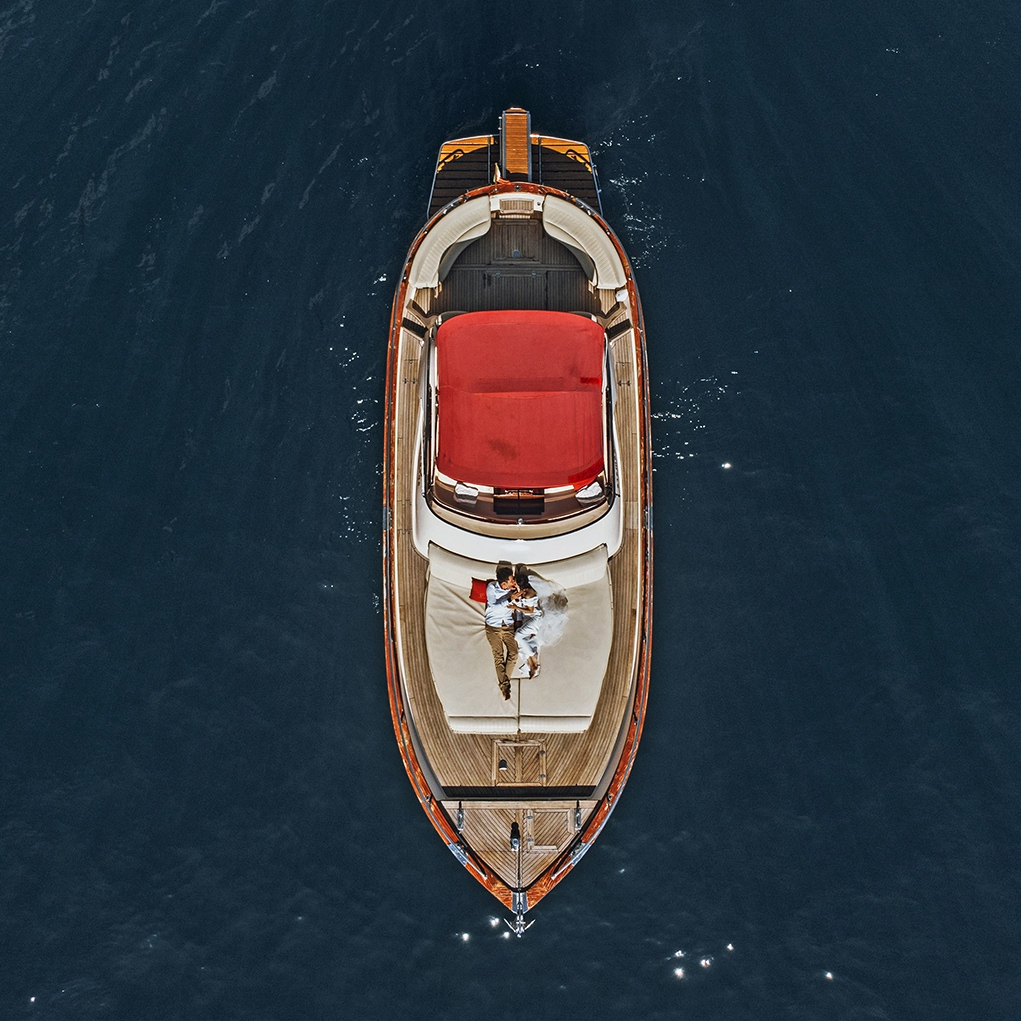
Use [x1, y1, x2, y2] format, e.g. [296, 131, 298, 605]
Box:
[493, 739, 548, 786]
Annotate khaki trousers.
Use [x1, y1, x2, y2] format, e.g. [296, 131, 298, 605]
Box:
[485, 624, 518, 685]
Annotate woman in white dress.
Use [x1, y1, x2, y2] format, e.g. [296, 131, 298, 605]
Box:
[511, 568, 542, 678]
[510, 564, 570, 679]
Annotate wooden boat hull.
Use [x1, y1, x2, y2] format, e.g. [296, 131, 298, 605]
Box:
[383, 115, 652, 918]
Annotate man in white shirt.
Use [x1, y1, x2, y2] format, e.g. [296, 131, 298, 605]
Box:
[485, 561, 519, 700]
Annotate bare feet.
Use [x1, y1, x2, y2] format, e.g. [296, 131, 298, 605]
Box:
[527, 656, 538, 679]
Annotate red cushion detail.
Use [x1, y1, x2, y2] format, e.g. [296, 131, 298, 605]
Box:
[435, 311, 605, 490]
[568, 461, 604, 486]
[469, 578, 488, 603]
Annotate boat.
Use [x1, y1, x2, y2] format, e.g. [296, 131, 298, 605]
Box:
[383, 108, 652, 933]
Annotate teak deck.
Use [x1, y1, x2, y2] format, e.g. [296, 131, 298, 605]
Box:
[385, 123, 652, 913]
[428, 118, 602, 217]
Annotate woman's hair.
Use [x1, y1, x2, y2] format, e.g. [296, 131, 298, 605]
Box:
[513, 564, 537, 601]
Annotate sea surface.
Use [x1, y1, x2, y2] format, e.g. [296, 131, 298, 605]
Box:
[2, 2, 1019, 1018]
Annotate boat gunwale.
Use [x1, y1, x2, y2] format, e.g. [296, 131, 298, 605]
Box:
[383, 178, 653, 911]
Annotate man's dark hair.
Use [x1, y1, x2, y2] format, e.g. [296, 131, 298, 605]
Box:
[495, 562, 513, 584]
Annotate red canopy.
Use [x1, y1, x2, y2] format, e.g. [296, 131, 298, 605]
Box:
[435, 310, 605, 489]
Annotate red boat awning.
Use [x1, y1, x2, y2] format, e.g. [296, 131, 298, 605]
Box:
[435, 310, 606, 490]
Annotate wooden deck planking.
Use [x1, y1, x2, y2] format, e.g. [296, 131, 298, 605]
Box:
[428, 135, 600, 219]
[531, 147, 601, 211]
[441, 800, 599, 889]
[501, 109, 531, 178]
[433, 219, 602, 316]
[429, 139, 493, 218]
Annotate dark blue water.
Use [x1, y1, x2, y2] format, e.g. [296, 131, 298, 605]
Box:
[3, 2, 1019, 1018]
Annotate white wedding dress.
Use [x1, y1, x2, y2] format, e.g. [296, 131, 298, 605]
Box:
[512, 576, 569, 676]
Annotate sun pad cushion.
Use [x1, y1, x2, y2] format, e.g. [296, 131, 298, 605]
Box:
[425, 544, 612, 734]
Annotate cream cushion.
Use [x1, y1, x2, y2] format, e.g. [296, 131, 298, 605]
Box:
[408, 196, 492, 289]
[542, 196, 626, 289]
[424, 543, 612, 734]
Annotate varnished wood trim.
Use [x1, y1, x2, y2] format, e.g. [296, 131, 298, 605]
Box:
[501, 108, 531, 178]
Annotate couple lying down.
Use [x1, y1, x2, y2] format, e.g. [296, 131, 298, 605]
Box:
[484, 561, 569, 700]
